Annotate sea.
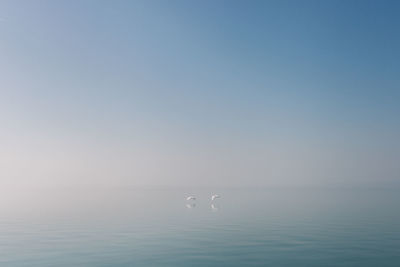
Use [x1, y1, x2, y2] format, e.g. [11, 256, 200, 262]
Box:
[0, 186, 399, 266]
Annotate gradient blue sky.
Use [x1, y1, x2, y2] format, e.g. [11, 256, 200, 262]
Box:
[1, 0, 399, 188]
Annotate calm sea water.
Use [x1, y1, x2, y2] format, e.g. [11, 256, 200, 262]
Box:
[0, 187, 399, 266]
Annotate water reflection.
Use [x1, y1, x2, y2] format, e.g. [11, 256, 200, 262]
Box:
[185, 203, 196, 209]
[211, 203, 219, 212]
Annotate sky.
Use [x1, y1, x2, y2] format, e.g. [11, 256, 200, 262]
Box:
[0, 0, 399, 188]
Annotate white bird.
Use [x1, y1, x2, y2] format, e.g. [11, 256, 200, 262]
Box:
[211, 194, 220, 201]
[186, 196, 196, 201]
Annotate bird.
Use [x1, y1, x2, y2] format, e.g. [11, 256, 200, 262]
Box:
[211, 194, 220, 201]
[186, 196, 196, 201]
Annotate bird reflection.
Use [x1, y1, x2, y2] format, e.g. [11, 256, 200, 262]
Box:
[211, 203, 219, 212]
[186, 203, 196, 209]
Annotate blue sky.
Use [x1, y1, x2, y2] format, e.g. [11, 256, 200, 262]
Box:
[0, 0, 399, 187]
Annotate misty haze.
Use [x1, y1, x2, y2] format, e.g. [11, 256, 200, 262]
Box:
[1, 0, 399, 266]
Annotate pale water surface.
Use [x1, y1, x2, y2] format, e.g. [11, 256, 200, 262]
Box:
[0, 187, 399, 266]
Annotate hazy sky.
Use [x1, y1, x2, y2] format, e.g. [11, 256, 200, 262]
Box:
[1, 0, 399, 188]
